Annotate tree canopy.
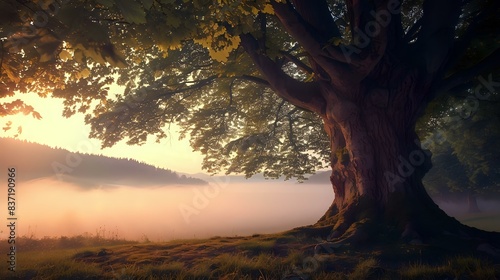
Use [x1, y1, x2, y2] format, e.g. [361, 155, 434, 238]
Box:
[3, 0, 500, 251]
[1, 0, 499, 182]
[420, 94, 500, 201]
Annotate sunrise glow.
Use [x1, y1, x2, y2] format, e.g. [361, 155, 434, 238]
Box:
[2, 93, 204, 174]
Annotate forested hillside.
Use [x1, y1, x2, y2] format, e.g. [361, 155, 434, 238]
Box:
[0, 138, 206, 187]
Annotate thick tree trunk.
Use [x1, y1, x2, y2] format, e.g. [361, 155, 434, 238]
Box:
[240, 2, 500, 253]
[316, 109, 445, 244]
[309, 79, 499, 251]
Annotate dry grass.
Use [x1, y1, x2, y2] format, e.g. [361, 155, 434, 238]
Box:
[1, 232, 499, 279]
[401, 256, 498, 280]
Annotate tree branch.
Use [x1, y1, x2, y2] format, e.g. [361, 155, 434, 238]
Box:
[344, 0, 394, 78]
[237, 75, 270, 86]
[271, 99, 287, 138]
[271, 0, 356, 85]
[444, 1, 500, 75]
[416, 0, 463, 75]
[0, 40, 5, 72]
[287, 112, 299, 152]
[437, 47, 500, 96]
[404, 18, 422, 43]
[273, 0, 397, 84]
[153, 76, 217, 99]
[240, 33, 326, 116]
[289, 0, 341, 42]
[280, 50, 314, 74]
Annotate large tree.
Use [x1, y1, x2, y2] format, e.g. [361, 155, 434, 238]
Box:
[1, 0, 499, 249]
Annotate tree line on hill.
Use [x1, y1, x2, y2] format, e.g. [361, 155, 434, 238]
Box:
[0, 138, 206, 187]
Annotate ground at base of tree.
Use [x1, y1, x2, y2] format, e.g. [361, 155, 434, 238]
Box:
[2, 228, 499, 280]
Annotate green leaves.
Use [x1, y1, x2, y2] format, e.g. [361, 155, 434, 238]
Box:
[115, 0, 147, 24]
[421, 94, 500, 197]
[142, 0, 154, 10]
[0, 99, 42, 119]
[2, 0, 497, 183]
[96, 0, 114, 7]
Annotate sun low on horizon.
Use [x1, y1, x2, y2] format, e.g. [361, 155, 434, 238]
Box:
[1, 92, 205, 174]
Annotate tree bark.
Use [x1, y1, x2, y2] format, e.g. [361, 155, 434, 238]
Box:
[245, 0, 500, 251]
[309, 71, 493, 248]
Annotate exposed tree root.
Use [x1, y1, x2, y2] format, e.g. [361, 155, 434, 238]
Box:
[291, 195, 500, 262]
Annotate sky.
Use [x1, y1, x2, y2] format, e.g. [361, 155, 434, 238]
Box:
[0, 93, 337, 242]
[1, 92, 205, 174]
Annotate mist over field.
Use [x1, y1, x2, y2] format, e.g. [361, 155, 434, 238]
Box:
[7, 176, 500, 242]
[2, 139, 498, 243]
[13, 177, 334, 241]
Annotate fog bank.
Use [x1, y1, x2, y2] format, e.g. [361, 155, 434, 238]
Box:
[8, 178, 333, 241]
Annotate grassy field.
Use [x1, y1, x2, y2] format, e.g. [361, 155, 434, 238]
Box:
[1, 212, 499, 279]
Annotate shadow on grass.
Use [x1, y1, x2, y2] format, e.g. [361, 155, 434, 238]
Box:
[0, 231, 499, 279]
